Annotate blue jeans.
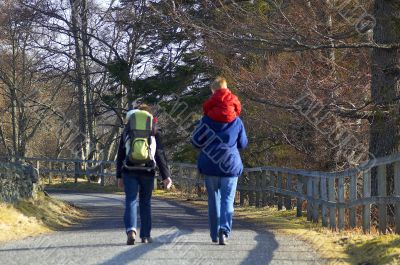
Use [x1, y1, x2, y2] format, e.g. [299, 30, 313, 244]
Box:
[123, 172, 154, 238]
[205, 175, 238, 241]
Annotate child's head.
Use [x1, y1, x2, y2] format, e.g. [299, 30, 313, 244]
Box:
[137, 103, 152, 113]
[127, 103, 151, 120]
[210, 76, 227, 93]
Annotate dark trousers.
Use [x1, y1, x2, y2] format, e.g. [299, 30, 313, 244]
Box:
[123, 172, 154, 238]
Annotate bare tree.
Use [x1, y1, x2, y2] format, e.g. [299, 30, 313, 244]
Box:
[0, 0, 68, 159]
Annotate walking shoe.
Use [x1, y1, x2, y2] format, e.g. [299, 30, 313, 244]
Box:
[127, 230, 136, 245]
[218, 229, 228, 245]
[212, 239, 218, 243]
[141, 237, 153, 243]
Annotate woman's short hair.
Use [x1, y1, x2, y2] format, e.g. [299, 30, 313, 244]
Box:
[210, 76, 228, 91]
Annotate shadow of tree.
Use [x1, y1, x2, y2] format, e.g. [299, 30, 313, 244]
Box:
[2, 192, 295, 265]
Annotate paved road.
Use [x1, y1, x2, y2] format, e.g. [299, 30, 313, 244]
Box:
[0, 191, 324, 265]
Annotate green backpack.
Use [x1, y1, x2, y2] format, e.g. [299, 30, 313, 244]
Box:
[127, 110, 154, 165]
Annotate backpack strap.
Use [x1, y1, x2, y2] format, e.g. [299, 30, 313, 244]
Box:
[146, 115, 152, 131]
[129, 113, 136, 139]
[123, 160, 155, 172]
[146, 115, 152, 145]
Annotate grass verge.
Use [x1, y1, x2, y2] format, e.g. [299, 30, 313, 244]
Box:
[0, 192, 85, 244]
[153, 190, 400, 265]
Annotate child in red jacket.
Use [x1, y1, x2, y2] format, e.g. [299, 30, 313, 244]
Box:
[203, 77, 241, 123]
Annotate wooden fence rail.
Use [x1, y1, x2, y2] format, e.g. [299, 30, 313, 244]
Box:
[2, 154, 400, 234]
[0, 156, 117, 186]
[171, 156, 400, 235]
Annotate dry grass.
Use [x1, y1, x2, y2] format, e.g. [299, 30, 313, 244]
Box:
[347, 234, 400, 265]
[0, 192, 85, 244]
[154, 190, 400, 265]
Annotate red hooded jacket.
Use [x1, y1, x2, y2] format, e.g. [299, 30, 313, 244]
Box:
[203, 88, 241, 123]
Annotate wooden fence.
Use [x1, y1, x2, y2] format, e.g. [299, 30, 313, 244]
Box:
[171, 155, 400, 235]
[2, 154, 400, 234]
[0, 156, 117, 186]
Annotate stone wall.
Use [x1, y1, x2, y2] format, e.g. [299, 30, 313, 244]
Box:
[0, 162, 39, 203]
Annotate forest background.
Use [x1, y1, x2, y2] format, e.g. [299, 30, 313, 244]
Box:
[1, 0, 399, 196]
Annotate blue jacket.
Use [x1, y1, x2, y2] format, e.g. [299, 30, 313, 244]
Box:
[191, 116, 248, 177]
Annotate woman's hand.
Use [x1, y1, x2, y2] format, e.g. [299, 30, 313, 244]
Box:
[163, 177, 173, 190]
[117, 178, 124, 189]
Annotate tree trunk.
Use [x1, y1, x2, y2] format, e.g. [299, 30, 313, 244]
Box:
[10, 38, 19, 161]
[80, 0, 97, 160]
[0, 122, 9, 155]
[70, 0, 87, 160]
[323, 0, 336, 76]
[369, 0, 400, 195]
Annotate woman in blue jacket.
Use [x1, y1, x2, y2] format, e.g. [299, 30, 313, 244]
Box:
[192, 115, 248, 245]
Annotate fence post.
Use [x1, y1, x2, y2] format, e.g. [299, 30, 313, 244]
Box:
[254, 172, 260, 207]
[238, 171, 245, 206]
[74, 161, 79, 183]
[195, 170, 202, 198]
[100, 163, 105, 187]
[179, 166, 184, 196]
[306, 177, 313, 221]
[320, 177, 328, 227]
[296, 174, 303, 217]
[378, 165, 387, 234]
[48, 162, 53, 184]
[270, 170, 277, 205]
[61, 162, 66, 184]
[395, 161, 400, 234]
[338, 176, 345, 230]
[349, 174, 357, 229]
[248, 172, 256, 206]
[362, 170, 371, 233]
[312, 177, 320, 223]
[261, 170, 269, 206]
[328, 177, 336, 230]
[284, 173, 292, 210]
[184, 167, 189, 193]
[36, 160, 40, 179]
[86, 161, 90, 183]
[239, 186, 245, 206]
[277, 171, 283, 211]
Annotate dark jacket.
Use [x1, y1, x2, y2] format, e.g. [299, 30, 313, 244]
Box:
[191, 116, 248, 177]
[116, 123, 171, 180]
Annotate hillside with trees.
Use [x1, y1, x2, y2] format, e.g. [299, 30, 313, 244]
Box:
[1, 1, 400, 263]
[0, 0, 399, 190]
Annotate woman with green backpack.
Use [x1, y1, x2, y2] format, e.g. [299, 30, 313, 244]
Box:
[116, 104, 172, 245]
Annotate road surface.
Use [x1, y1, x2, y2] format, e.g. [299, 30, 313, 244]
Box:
[0, 191, 325, 265]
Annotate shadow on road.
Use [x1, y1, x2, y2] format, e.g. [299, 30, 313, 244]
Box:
[79, 193, 280, 265]
[95, 197, 279, 265]
[1, 192, 282, 265]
